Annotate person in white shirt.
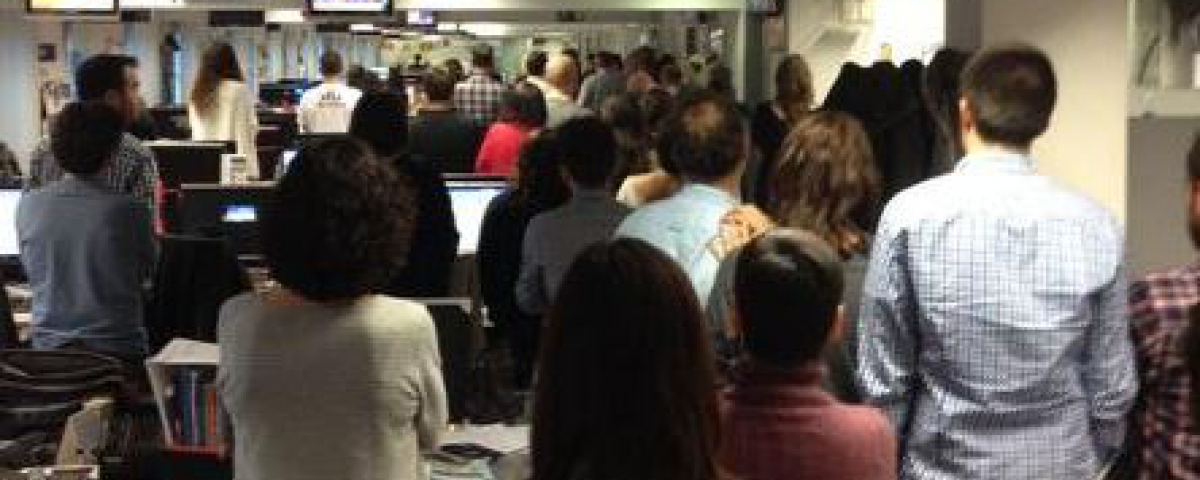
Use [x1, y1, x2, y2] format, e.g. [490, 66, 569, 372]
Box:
[543, 54, 591, 129]
[188, 42, 260, 179]
[298, 52, 363, 134]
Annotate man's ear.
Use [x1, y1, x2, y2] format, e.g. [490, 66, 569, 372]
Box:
[827, 305, 846, 348]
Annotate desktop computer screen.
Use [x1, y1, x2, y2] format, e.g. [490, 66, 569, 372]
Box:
[0, 189, 21, 258]
[178, 185, 273, 259]
[147, 141, 232, 189]
[447, 181, 507, 255]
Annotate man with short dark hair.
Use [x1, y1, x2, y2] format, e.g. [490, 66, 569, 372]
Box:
[524, 51, 550, 93]
[1128, 133, 1200, 479]
[578, 52, 625, 112]
[854, 45, 1135, 479]
[298, 51, 363, 133]
[722, 229, 897, 480]
[409, 68, 484, 173]
[454, 48, 508, 126]
[516, 118, 630, 315]
[18, 102, 156, 359]
[617, 91, 746, 310]
[28, 54, 159, 217]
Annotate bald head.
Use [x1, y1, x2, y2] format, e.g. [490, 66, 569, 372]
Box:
[546, 53, 580, 96]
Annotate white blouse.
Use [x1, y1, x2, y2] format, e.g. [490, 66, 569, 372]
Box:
[188, 80, 260, 179]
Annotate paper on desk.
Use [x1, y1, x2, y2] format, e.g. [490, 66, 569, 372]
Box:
[149, 338, 219, 365]
[440, 425, 529, 454]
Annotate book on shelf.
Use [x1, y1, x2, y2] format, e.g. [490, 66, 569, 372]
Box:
[145, 338, 227, 455]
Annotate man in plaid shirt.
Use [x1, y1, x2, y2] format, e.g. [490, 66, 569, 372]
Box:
[454, 49, 508, 127]
[1130, 133, 1200, 479]
[26, 54, 159, 220]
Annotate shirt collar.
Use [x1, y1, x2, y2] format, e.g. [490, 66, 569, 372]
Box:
[954, 149, 1036, 175]
[678, 182, 740, 206]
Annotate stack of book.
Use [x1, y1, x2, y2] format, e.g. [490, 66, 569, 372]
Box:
[146, 339, 226, 455]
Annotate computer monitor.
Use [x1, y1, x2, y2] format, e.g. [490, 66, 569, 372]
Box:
[275, 149, 299, 179]
[0, 189, 21, 259]
[147, 141, 232, 189]
[447, 181, 507, 255]
[177, 184, 274, 260]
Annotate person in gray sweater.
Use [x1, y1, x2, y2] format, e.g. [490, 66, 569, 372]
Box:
[218, 138, 448, 480]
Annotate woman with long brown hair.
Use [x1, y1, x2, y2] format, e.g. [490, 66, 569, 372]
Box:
[532, 239, 723, 480]
[188, 42, 259, 178]
[751, 54, 814, 206]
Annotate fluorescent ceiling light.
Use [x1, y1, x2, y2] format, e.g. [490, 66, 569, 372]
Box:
[120, 0, 185, 7]
[459, 22, 509, 37]
[265, 9, 305, 24]
[351, 24, 379, 32]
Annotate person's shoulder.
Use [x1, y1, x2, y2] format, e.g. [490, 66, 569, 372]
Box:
[826, 403, 897, 443]
[362, 296, 437, 335]
[120, 133, 154, 159]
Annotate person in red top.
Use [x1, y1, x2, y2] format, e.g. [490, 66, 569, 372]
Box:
[722, 229, 897, 480]
[476, 81, 547, 176]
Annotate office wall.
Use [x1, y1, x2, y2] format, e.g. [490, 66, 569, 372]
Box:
[0, 16, 41, 170]
[1128, 117, 1198, 275]
[982, 0, 1130, 219]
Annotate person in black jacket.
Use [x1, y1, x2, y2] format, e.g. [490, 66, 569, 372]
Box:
[349, 91, 460, 298]
[752, 55, 813, 207]
[477, 132, 569, 389]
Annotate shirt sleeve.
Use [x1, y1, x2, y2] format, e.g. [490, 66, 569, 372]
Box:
[855, 207, 920, 438]
[1083, 263, 1138, 456]
[514, 218, 548, 315]
[415, 310, 449, 451]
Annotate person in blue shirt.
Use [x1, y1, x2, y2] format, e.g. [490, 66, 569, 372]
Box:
[616, 91, 747, 327]
[18, 102, 156, 360]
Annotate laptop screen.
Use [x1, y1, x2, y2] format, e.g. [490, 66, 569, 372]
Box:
[0, 189, 19, 257]
[447, 182, 507, 255]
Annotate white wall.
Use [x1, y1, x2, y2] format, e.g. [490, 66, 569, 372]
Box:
[0, 15, 41, 170]
[982, 0, 1130, 219]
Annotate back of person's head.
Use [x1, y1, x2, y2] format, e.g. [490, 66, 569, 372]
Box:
[604, 93, 649, 142]
[546, 54, 580, 93]
[735, 229, 844, 368]
[514, 131, 571, 211]
[443, 57, 465, 81]
[558, 117, 619, 190]
[349, 91, 408, 158]
[346, 64, 379, 92]
[775, 54, 813, 123]
[924, 48, 973, 160]
[961, 44, 1056, 149]
[471, 48, 495, 70]
[768, 111, 880, 257]
[642, 89, 679, 176]
[627, 46, 658, 75]
[190, 43, 243, 116]
[662, 91, 746, 183]
[526, 51, 549, 78]
[76, 54, 138, 103]
[319, 51, 345, 78]
[662, 63, 684, 86]
[707, 65, 735, 99]
[264, 138, 414, 303]
[500, 81, 548, 129]
[533, 238, 721, 480]
[595, 51, 617, 70]
[51, 102, 125, 177]
[423, 68, 456, 103]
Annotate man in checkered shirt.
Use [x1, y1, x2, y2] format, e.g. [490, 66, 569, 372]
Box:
[26, 54, 159, 220]
[453, 49, 508, 127]
[1129, 132, 1200, 479]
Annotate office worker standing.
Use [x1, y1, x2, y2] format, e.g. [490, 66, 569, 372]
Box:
[188, 42, 260, 179]
[219, 139, 447, 480]
[854, 46, 1135, 480]
[298, 51, 363, 134]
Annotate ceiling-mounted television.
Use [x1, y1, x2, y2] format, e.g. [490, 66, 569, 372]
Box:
[27, 0, 118, 15]
[307, 0, 393, 16]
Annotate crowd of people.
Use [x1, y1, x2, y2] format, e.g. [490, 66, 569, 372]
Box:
[14, 37, 1200, 480]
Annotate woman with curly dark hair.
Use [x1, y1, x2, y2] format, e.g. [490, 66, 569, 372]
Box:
[217, 138, 448, 480]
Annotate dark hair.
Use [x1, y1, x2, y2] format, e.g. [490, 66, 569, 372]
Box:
[319, 51, 345, 78]
[76, 54, 138, 102]
[643, 89, 679, 176]
[924, 48, 972, 162]
[513, 131, 571, 211]
[499, 81, 548, 129]
[423, 68, 456, 102]
[349, 91, 409, 158]
[735, 229, 845, 368]
[603, 93, 651, 177]
[346, 65, 380, 92]
[471, 48, 495, 69]
[558, 117, 619, 189]
[768, 111, 881, 257]
[526, 51, 549, 77]
[533, 239, 721, 480]
[662, 91, 746, 182]
[264, 138, 414, 303]
[50, 102, 125, 176]
[596, 51, 619, 70]
[443, 57, 465, 82]
[190, 43, 244, 117]
[627, 46, 658, 76]
[775, 54, 813, 124]
[707, 65, 735, 99]
[961, 45, 1056, 148]
[661, 63, 684, 86]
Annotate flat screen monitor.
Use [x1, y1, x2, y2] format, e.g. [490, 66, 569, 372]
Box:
[447, 181, 507, 255]
[147, 141, 232, 190]
[27, 0, 117, 14]
[0, 189, 21, 258]
[178, 184, 274, 259]
[406, 10, 435, 27]
[307, 0, 392, 15]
